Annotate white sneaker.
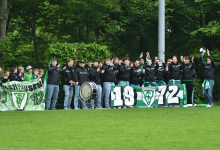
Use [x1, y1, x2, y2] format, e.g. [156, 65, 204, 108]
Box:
[206, 105, 212, 107]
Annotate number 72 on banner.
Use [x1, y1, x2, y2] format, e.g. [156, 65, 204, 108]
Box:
[111, 85, 181, 107]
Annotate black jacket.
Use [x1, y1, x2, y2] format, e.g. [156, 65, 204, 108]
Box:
[89, 65, 102, 85]
[2, 78, 10, 83]
[200, 56, 215, 80]
[102, 64, 118, 82]
[9, 73, 21, 81]
[62, 65, 75, 85]
[118, 63, 131, 81]
[168, 62, 182, 80]
[130, 65, 143, 85]
[182, 62, 196, 80]
[0, 73, 3, 82]
[47, 64, 62, 85]
[155, 63, 166, 81]
[75, 66, 89, 85]
[144, 63, 159, 82]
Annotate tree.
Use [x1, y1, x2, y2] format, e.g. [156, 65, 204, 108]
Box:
[0, 0, 13, 65]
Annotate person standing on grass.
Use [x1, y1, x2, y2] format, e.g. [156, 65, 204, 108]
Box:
[168, 56, 182, 85]
[155, 57, 166, 86]
[143, 52, 159, 87]
[137, 52, 148, 86]
[102, 58, 118, 109]
[2, 70, 10, 83]
[9, 67, 23, 81]
[32, 69, 39, 80]
[46, 59, 65, 110]
[88, 59, 102, 108]
[62, 59, 75, 110]
[181, 56, 196, 104]
[118, 57, 131, 86]
[16, 66, 25, 81]
[200, 49, 215, 107]
[74, 59, 90, 109]
[130, 60, 143, 87]
[24, 66, 33, 81]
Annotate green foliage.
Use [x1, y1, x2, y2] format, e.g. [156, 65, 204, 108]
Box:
[44, 42, 112, 68]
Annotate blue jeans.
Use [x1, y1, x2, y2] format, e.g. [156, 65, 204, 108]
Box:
[74, 85, 81, 109]
[169, 80, 181, 85]
[101, 85, 105, 108]
[156, 82, 164, 86]
[95, 85, 102, 108]
[103, 82, 115, 108]
[63, 85, 74, 109]
[129, 84, 140, 87]
[46, 84, 59, 110]
[203, 80, 214, 105]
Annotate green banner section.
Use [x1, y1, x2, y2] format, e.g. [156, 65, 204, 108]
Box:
[111, 84, 187, 107]
[0, 78, 45, 111]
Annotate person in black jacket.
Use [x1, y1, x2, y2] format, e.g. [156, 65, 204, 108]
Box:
[181, 56, 196, 104]
[9, 67, 23, 81]
[113, 57, 119, 85]
[89, 59, 102, 108]
[74, 59, 90, 109]
[62, 59, 75, 110]
[118, 57, 131, 86]
[164, 59, 172, 84]
[102, 58, 118, 108]
[2, 70, 10, 83]
[46, 59, 64, 110]
[155, 57, 166, 86]
[143, 53, 159, 87]
[130, 60, 143, 87]
[168, 56, 183, 85]
[200, 49, 215, 107]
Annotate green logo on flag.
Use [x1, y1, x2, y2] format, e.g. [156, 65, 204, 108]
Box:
[14, 93, 25, 108]
[12, 92, 27, 110]
[142, 87, 156, 107]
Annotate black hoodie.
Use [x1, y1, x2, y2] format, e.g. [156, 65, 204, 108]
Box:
[118, 63, 131, 81]
[144, 63, 159, 82]
[62, 64, 75, 85]
[47, 64, 63, 85]
[9, 73, 21, 81]
[182, 62, 196, 80]
[200, 56, 215, 80]
[130, 65, 143, 85]
[155, 63, 166, 81]
[102, 63, 118, 82]
[89, 65, 101, 85]
[168, 62, 182, 80]
[75, 65, 89, 85]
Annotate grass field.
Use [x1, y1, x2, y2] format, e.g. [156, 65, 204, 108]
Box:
[0, 107, 220, 150]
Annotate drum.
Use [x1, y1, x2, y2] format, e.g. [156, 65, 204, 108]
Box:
[80, 82, 98, 100]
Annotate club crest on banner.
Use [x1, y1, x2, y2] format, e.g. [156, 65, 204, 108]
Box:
[12, 92, 27, 110]
[141, 87, 156, 107]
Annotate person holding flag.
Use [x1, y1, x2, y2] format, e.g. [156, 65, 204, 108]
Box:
[200, 49, 215, 107]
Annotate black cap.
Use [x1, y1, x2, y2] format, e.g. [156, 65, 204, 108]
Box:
[79, 59, 85, 63]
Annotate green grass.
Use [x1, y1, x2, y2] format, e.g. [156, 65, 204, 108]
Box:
[0, 107, 220, 150]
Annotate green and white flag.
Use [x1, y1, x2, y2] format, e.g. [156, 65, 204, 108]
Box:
[111, 84, 188, 107]
[0, 78, 45, 111]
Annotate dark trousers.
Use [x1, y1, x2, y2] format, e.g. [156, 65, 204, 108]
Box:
[182, 81, 193, 104]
